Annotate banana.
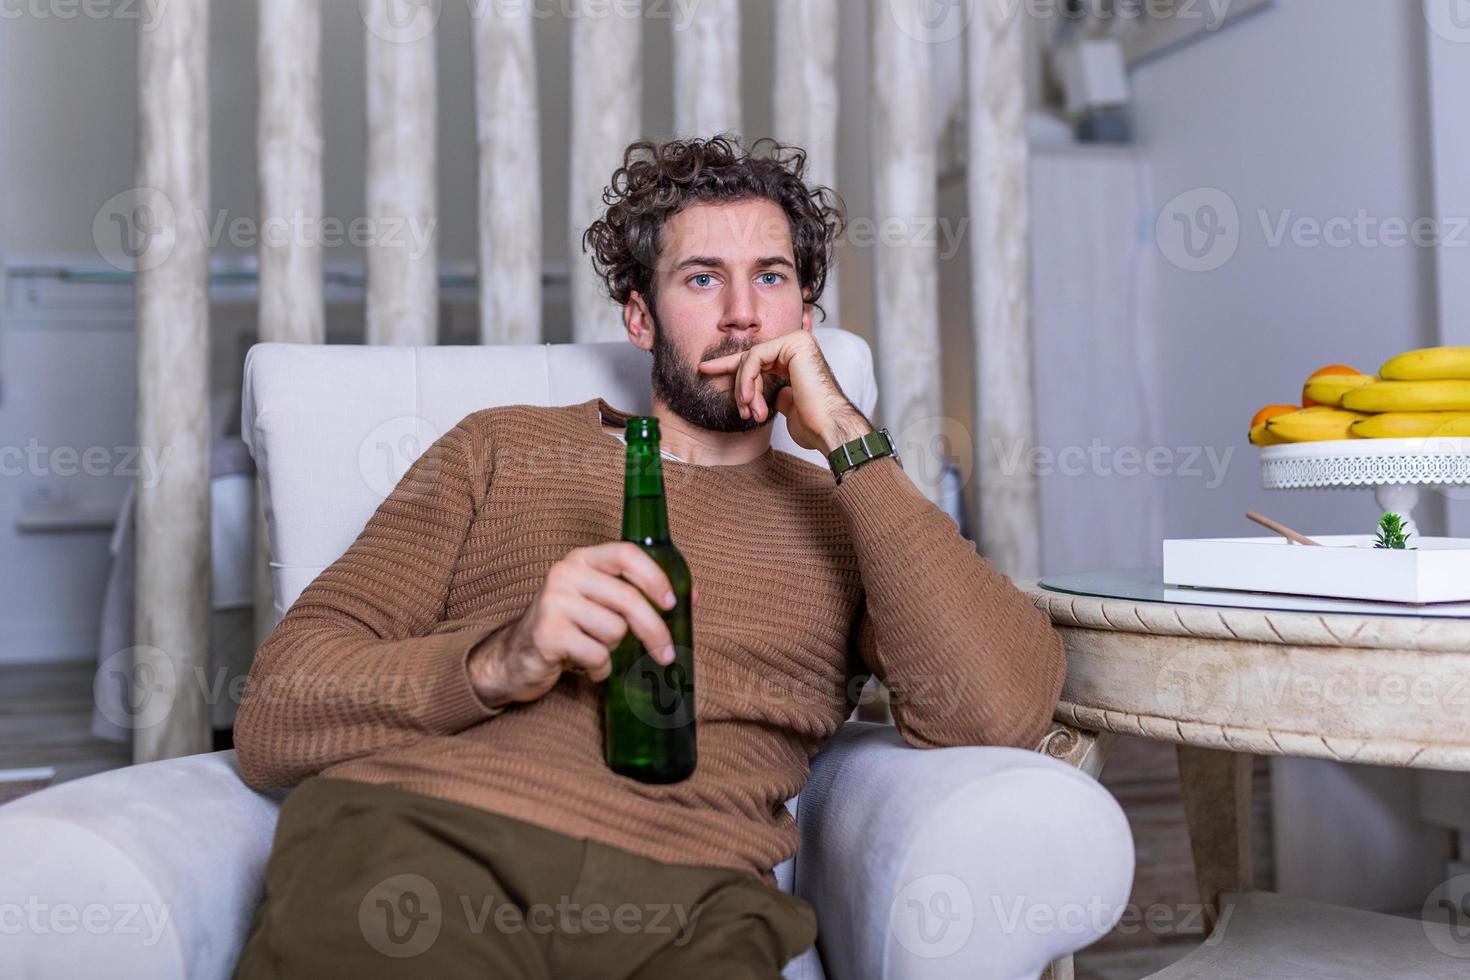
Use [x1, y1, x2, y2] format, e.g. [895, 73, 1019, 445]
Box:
[1302, 373, 1376, 407]
[1265, 407, 1368, 443]
[1249, 422, 1288, 446]
[1380, 346, 1470, 381]
[1350, 412, 1470, 438]
[1433, 417, 1470, 437]
[1341, 379, 1470, 413]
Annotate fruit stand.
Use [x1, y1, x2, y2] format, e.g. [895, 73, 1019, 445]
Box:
[1259, 436, 1470, 540]
[1251, 347, 1470, 540]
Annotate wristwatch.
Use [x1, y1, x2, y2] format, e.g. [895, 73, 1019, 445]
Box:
[828, 427, 900, 485]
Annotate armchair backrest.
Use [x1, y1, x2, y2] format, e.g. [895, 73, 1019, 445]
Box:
[241, 330, 878, 624]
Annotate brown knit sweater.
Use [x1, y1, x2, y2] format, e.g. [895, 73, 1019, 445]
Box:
[234, 397, 1066, 881]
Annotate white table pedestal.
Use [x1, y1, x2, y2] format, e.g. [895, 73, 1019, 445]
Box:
[1259, 436, 1470, 541]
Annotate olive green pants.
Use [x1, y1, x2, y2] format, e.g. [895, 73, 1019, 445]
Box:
[232, 777, 817, 979]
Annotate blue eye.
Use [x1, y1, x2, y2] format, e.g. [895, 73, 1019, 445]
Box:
[758, 272, 783, 285]
[690, 273, 715, 288]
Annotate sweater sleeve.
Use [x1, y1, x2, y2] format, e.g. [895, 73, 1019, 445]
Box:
[233, 417, 508, 790]
[835, 455, 1066, 750]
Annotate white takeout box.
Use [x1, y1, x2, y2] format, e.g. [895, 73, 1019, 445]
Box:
[1162, 536, 1470, 604]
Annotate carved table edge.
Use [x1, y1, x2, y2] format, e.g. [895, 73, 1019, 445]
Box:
[1046, 701, 1470, 771]
[1019, 580, 1470, 654]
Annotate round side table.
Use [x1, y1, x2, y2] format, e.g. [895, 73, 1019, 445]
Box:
[1028, 569, 1470, 980]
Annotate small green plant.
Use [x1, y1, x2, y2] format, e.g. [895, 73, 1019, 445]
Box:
[1374, 512, 1411, 550]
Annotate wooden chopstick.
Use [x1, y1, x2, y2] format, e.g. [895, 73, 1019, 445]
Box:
[1246, 511, 1321, 547]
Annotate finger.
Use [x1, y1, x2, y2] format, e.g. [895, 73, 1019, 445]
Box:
[735, 352, 753, 418]
[560, 595, 630, 649]
[752, 383, 769, 422]
[739, 348, 773, 407]
[697, 353, 738, 374]
[741, 348, 793, 420]
[557, 632, 614, 682]
[750, 373, 781, 422]
[576, 542, 676, 609]
[576, 571, 677, 661]
[736, 350, 773, 418]
[774, 386, 795, 418]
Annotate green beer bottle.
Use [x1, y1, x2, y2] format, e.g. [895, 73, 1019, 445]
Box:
[604, 416, 697, 783]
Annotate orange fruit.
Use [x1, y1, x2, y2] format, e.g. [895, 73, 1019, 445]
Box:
[1251, 404, 1300, 430]
[1303, 364, 1362, 406]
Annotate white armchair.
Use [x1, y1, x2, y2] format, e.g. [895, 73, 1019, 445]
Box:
[0, 330, 1134, 979]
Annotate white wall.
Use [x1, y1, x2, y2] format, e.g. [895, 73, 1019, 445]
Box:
[1133, 0, 1440, 543]
[1130, 0, 1449, 910]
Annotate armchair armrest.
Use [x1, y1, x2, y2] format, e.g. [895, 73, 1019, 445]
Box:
[794, 722, 1134, 980]
[0, 726, 1135, 980]
[0, 750, 282, 979]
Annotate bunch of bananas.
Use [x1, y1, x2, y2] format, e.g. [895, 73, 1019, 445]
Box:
[1250, 347, 1470, 445]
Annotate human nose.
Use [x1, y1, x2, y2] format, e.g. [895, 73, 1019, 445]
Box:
[720, 278, 761, 338]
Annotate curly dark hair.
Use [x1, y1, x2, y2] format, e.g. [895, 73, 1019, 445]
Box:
[581, 134, 846, 322]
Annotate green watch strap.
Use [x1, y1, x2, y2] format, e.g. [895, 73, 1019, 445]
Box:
[828, 427, 899, 484]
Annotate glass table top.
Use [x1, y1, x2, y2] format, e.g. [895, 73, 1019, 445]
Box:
[1038, 568, 1470, 620]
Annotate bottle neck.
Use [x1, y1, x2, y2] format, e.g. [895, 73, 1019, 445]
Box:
[622, 440, 670, 544]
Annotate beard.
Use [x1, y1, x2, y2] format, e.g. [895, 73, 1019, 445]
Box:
[649, 307, 790, 434]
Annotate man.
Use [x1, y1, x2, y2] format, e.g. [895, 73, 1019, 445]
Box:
[232, 135, 1065, 979]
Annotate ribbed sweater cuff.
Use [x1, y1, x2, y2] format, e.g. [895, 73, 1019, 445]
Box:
[423, 625, 508, 732]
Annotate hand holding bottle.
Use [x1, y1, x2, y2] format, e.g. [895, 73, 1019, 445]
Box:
[469, 542, 698, 708]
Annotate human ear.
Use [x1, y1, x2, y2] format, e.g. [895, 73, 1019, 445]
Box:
[625, 292, 655, 352]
